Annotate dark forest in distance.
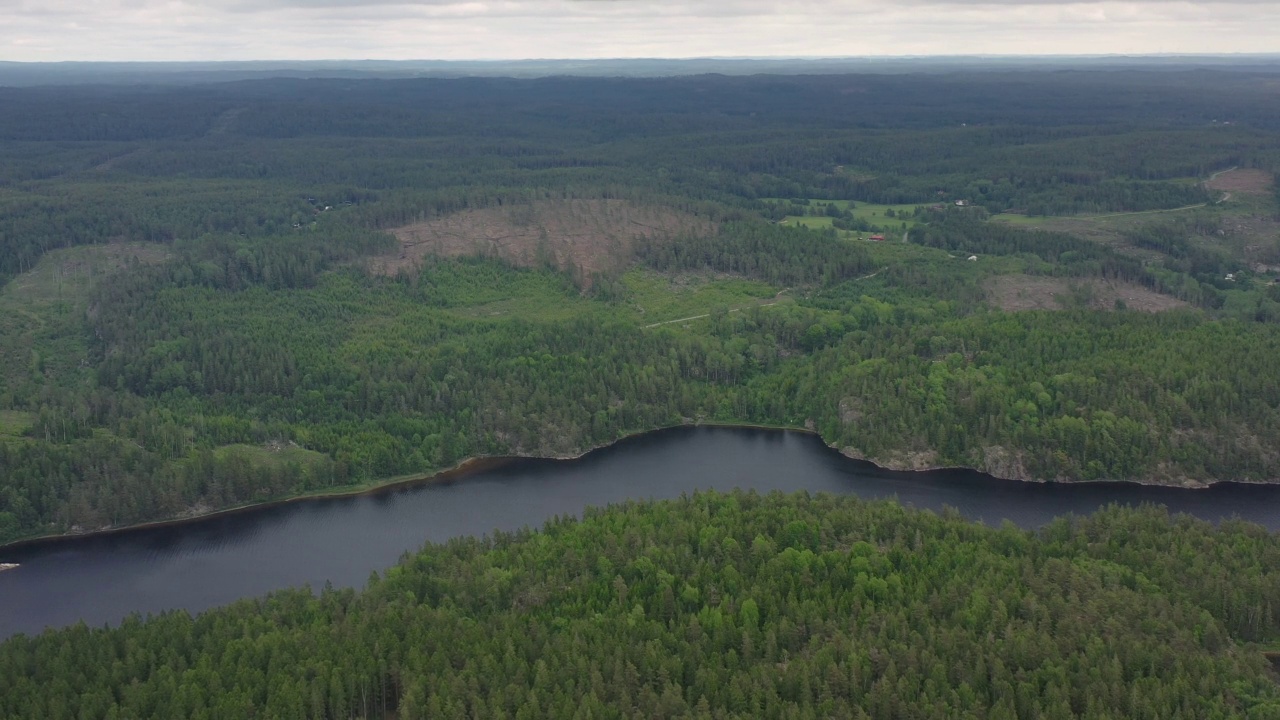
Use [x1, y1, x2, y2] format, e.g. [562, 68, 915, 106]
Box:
[4, 55, 1280, 85]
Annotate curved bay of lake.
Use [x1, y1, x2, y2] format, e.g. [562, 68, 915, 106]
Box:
[3, 426, 1280, 640]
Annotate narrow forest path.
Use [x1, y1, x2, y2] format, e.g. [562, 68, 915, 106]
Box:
[1082, 167, 1236, 219]
[1205, 166, 1237, 204]
[1207, 166, 1238, 182]
[1090, 202, 1211, 219]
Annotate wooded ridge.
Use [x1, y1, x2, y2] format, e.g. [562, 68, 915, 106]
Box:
[1, 70, 1278, 544]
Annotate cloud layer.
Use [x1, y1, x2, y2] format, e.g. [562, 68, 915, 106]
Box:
[3, 0, 1278, 61]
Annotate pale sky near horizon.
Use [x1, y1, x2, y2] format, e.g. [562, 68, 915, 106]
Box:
[2, 0, 1278, 62]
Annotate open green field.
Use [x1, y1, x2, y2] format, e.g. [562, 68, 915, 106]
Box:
[0, 411, 33, 443]
[621, 269, 780, 325]
[767, 199, 926, 233]
[847, 202, 926, 230]
[206, 443, 332, 471]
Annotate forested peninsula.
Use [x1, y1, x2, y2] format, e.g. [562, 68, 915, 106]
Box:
[2, 69, 1280, 544]
[5, 492, 1280, 718]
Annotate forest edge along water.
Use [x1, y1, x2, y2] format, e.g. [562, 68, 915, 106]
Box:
[3, 425, 1280, 641]
[0, 422, 814, 550]
[0, 423, 801, 551]
[0, 420, 1265, 553]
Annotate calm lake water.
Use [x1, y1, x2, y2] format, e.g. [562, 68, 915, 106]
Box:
[3, 426, 1280, 640]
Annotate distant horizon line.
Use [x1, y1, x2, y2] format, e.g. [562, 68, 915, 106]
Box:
[4, 53, 1280, 65]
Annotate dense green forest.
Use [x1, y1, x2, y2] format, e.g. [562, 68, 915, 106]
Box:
[2, 69, 1280, 543]
[5, 492, 1280, 718]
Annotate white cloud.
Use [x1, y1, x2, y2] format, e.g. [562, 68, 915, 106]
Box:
[0, 0, 1277, 60]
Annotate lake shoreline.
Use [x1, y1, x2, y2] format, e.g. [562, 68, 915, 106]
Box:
[0, 421, 1268, 552]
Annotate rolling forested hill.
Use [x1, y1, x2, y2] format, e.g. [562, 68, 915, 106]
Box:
[1, 68, 1280, 544]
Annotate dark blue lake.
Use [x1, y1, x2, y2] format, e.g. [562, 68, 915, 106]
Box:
[3, 426, 1279, 640]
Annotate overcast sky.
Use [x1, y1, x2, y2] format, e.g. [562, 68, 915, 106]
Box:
[3, 0, 1278, 61]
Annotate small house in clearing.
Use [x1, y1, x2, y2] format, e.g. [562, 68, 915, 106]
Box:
[869, 234, 885, 242]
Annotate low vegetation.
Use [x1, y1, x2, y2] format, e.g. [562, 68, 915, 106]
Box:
[985, 274, 1189, 313]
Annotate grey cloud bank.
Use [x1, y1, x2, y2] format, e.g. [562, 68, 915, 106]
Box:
[2, 0, 1278, 60]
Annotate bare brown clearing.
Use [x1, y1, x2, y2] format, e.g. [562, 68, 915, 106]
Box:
[376, 200, 716, 284]
[987, 274, 1188, 313]
[1013, 208, 1280, 271]
[1002, 216, 1163, 258]
[1205, 169, 1274, 196]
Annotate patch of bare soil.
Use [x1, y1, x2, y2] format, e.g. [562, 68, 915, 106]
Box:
[1013, 216, 1166, 259]
[1205, 169, 1274, 196]
[1032, 209, 1280, 273]
[1207, 215, 1280, 273]
[374, 200, 716, 284]
[986, 274, 1188, 313]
